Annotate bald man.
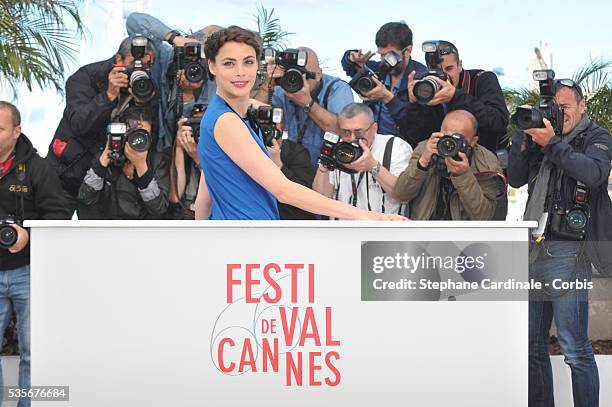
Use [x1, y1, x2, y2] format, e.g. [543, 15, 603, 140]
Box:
[256, 46, 354, 169]
[395, 110, 505, 220]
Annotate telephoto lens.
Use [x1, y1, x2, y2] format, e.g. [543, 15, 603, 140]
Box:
[436, 133, 468, 160]
[130, 70, 155, 101]
[0, 224, 17, 249]
[512, 107, 544, 130]
[126, 128, 151, 153]
[280, 69, 304, 93]
[334, 141, 363, 165]
[413, 76, 441, 104]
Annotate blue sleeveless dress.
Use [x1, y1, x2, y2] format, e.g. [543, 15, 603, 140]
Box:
[197, 94, 280, 220]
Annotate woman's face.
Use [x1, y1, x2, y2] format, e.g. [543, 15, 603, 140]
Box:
[208, 41, 258, 99]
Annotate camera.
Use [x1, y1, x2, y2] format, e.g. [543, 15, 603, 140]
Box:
[549, 182, 589, 240]
[512, 70, 564, 140]
[412, 41, 452, 104]
[265, 48, 316, 93]
[349, 51, 401, 96]
[107, 122, 151, 165]
[436, 133, 470, 160]
[174, 42, 208, 84]
[248, 105, 283, 147]
[0, 215, 19, 250]
[185, 104, 206, 144]
[123, 35, 155, 102]
[319, 131, 363, 174]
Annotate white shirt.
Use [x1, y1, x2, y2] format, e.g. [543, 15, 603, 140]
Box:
[329, 134, 412, 215]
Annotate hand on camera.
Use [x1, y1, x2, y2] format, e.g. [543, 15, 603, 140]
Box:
[363, 76, 394, 104]
[284, 74, 313, 107]
[524, 118, 555, 147]
[266, 138, 283, 169]
[124, 142, 148, 176]
[176, 117, 199, 163]
[419, 132, 443, 168]
[99, 143, 112, 168]
[107, 66, 129, 102]
[445, 152, 470, 176]
[344, 140, 377, 173]
[265, 61, 285, 86]
[426, 77, 456, 106]
[179, 70, 203, 91]
[7, 224, 29, 254]
[349, 49, 374, 68]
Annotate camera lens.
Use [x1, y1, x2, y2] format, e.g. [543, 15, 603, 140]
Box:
[280, 69, 304, 93]
[130, 71, 155, 100]
[334, 142, 362, 164]
[356, 76, 375, 94]
[513, 107, 544, 130]
[0, 225, 17, 249]
[413, 77, 440, 104]
[126, 128, 151, 153]
[185, 62, 207, 83]
[437, 136, 460, 158]
[566, 209, 587, 231]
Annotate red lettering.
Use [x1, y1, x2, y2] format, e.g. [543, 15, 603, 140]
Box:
[262, 338, 279, 372]
[285, 263, 303, 303]
[299, 307, 321, 346]
[308, 264, 315, 303]
[279, 307, 299, 346]
[286, 351, 303, 386]
[226, 264, 241, 303]
[325, 307, 340, 346]
[245, 264, 260, 303]
[218, 338, 235, 373]
[263, 263, 282, 303]
[238, 338, 257, 372]
[325, 351, 341, 386]
[308, 352, 322, 386]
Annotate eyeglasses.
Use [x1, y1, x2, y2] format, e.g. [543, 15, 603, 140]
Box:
[338, 123, 373, 139]
[555, 78, 584, 99]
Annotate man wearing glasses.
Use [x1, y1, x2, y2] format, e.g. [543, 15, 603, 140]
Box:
[312, 103, 412, 217]
[340, 21, 427, 140]
[402, 40, 509, 153]
[508, 78, 612, 407]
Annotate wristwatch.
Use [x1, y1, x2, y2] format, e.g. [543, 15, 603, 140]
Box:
[370, 161, 381, 177]
[303, 99, 315, 114]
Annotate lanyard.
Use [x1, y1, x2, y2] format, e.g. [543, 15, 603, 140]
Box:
[0, 153, 15, 177]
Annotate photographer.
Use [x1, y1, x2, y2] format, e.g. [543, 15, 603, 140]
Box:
[341, 21, 426, 138]
[46, 36, 155, 217]
[508, 75, 611, 406]
[127, 12, 220, 151]
[395, 110, 505, 220]
[402, 40, 509, 153]
[0, 101, 71, 405]
[312, 103, 412, 216]
[77, 106, 170, 219]
[255, 47, 354, 170]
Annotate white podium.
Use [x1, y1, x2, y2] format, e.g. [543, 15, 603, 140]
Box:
[27, 220, 535, 407]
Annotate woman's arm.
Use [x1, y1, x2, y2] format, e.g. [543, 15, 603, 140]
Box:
[195, 170, 211, 220]
[214, 113, 405, 220]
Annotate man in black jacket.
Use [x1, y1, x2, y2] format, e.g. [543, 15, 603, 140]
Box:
[78, 106, 169, 219]
[46, 36, 155, 217]
[508, 81, 611, 406]
[0, 101, 72, 406]
[402, 41, 509, 152]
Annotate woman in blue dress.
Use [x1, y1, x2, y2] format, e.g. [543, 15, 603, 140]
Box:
[196, 26, 406, 221]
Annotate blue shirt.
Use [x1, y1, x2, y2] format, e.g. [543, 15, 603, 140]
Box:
[126, 12, 216, 151]
[198, 94, 280, 220]
[272, 74, 354, 169]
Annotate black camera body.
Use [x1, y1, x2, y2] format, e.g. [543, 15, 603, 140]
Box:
[248, 106, 284, 147]
[549, 182, 589, 241]
[265, 48, 316, 93]
[107, 123, 151, 166]
[185, 104, 206, 145]
[436, 133, 469, 160]
[319, 131, 363, 174]
[124, 35, 155, 102]
[413, 69, 449, 104]
[349, 51, 401, 96]
[0, 215, 19, 250]
[174, 42, 208, 84]
[512, 70, 564, 141]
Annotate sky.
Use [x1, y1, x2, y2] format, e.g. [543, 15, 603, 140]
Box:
[1, 0, 611, 155]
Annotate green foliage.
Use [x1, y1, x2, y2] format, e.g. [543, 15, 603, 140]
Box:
[252, 3, 293, 49]
[0, 0, 84, 96]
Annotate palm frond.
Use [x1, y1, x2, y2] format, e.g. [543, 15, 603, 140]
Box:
[252, 3, 293, 49]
